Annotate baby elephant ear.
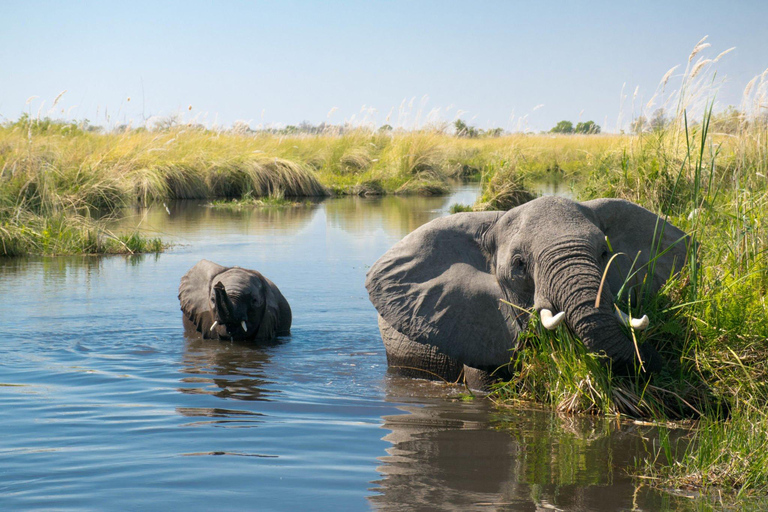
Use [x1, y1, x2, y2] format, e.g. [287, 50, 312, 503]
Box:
[179, 259, 228, 333]
[365, 211, 517, 368]
[583, 198, 690, 299]
[253, 274, 280, 342]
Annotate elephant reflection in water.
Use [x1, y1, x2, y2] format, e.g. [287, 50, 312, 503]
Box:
[370, 380, 679, 511]
[178, 334, 279, 409]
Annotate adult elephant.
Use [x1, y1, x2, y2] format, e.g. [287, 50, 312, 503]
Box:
[179, 260, 291, 342]
[365, 196, 689, 388]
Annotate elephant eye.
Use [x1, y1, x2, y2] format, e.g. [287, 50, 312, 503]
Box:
[512, 255, 526, 270]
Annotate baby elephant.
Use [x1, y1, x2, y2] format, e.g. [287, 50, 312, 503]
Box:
[179, 259, 291, 342]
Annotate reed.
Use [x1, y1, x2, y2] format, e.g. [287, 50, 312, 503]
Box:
[480, 40, 768, 502]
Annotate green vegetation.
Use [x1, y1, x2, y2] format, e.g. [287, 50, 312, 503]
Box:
[449, 203, 474, 213]
[0, 211, 163, 257]
[550, 119, 601, 134]
[575, 120, 601, 134]
[483, 55, 768, 502]
[550, 120, 574, 134]
[4, 109, 622, 256]
[208, 191, 310, 210]
[0, 119, 481, 255]
[454, 119, 504, 138]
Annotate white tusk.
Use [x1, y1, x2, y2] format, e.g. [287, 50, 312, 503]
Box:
[615, 309, 650, 330]
[241, 321, 248, 333]
[540, 309, 565, 330]
[631, 315, 649, 330]
[210, 320, 218, 331]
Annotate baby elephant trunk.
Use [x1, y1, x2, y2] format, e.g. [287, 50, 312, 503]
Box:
[213, 282, 235, 323]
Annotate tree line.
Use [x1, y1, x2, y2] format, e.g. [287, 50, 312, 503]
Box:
[549, 120, 601, 134]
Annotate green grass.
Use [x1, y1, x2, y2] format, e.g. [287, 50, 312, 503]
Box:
[645, 410, 768, 499]
[449, 203, 474, 213]
[0, 209, 163, 256]
[479, 90, 768, 500]
[0, 117, 488, 255]
[207, 191, 311, 210]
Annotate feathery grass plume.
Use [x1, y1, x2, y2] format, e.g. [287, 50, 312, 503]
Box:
[713, 46, 736, 62]
[690, 58, 712, 79]
[659, 65, 679, 89]
[744, 76, 759, 99]
[689, 36, 710, 61]
[51, 90, 67, 109]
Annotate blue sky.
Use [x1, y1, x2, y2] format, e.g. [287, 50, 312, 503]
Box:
[1, 1, 766, 132]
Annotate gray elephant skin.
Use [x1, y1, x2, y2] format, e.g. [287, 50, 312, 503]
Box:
[179, 259, 291, 342]
[365, 196, 689, 386]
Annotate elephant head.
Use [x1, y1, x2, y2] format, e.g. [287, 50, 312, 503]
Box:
[179, 259, 292, 342]
[365, 196, 689, 384]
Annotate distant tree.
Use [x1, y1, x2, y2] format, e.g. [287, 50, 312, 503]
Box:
[710, 106, 745, 134]
[379, 124, 393, 132]
[152, 114, 180, 131]
[550, 120, 574, 134]
[650, 109, 668, 132]
[454, 119, 479, 138]
[631, 115, 648, 134]
[482, 127, 504, 137]
[231, 120, 252, 134]
[575, 120, 600, 134]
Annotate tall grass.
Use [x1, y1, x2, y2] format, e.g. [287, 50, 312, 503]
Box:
[3, 114, 637, 255]
[0, 119, 479, 255]
[483, 41, 768, 501]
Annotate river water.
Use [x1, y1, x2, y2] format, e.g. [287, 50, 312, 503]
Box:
[1, 185, 687, 510]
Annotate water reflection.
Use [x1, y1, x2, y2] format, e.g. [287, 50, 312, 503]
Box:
[179, 334, 279, 402]
[528, 176, 579, 199]
[325, 194, 454, 236]
[113, 200, 321, 238]
[371, 378, 681, 511]
[110, 184, 481, 242]
[0, 254, 104, 282]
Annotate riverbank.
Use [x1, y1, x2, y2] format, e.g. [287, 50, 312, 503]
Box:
[485, 113, 767, 502]
[0, 118, 492, 255]
[0, 113, 639, 256]
[0, 112, 672, 256]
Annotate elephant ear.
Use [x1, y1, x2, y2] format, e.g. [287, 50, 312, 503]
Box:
[365, 211, 517, 368]
[583, 198, 690, 300]
[179, 259, 228, 334]
[250, 272, 281, 341]
[262, 275, 292, 336]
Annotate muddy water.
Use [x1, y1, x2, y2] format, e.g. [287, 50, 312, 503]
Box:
[1, 186, 684, 510]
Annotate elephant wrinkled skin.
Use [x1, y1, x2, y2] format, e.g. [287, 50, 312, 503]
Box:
[179, 259, 291, 342]
[365, 196, 689, 387]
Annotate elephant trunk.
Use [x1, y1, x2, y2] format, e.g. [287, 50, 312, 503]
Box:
[538, 240, 656, 370]
[213, 281, 235, 323]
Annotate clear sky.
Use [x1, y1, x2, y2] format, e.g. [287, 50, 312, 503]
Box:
[1, 1, 766, 132]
